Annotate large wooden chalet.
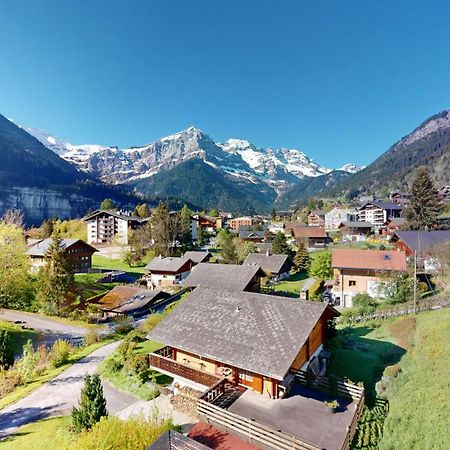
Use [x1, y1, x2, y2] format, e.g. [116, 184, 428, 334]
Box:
[147, 288, 339, 399]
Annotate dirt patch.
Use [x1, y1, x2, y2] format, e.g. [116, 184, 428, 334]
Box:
[388, 316, 416, 350]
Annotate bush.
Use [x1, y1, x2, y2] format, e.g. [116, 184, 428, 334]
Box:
[0, 367, 22, 396]
[71, 414, 179, 450]
[125, 329, 147, 343]
[49, 339, 73, 368]
[83, 330, 101, 347]
[16, 339, 38, 380]
[125, 354, 150, 382]
[113, 317, 134, 335]
[353, 293, 378, 315]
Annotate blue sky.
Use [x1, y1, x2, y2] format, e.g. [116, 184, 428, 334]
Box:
[1, 0, 450, 167]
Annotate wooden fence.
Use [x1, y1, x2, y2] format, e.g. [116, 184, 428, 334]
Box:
[197, 399, 321, 450]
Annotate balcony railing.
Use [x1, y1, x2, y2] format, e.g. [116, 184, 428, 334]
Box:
[149, 347, 221, 387]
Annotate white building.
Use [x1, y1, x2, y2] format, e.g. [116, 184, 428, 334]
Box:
[84, 210, 146, 245]
[357, 202, 403, 228]
[325, 208, 358, 230]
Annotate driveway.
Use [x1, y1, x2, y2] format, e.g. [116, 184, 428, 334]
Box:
[0, 341, 138, 439]
[0, 309, 88, 347]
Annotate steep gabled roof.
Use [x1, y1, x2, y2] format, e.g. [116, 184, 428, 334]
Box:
[183, 263, 263, 291]
[391, 230, 450, 253]
[183, 251, 212, 264]
[244, 253, 291, 275]
[147, 287, 338, 380]
[147, 430, 210, 450]
[83, 209, 143, 222]
[145, 256, 192, 273]
[293, 227, 328, 238]
[26, 238, 98, 257]
[338, 221, 373, 228]
[359, 201, 402, 211]
[332, 249, 407, 271]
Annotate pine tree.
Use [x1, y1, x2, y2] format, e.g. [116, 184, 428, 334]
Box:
[293, 241, 310, 273]
[272, 232, 290, 255]
[72, 374, 108, 432]
[404, 168, 442, 229]
[221, 234, 238, 264]
[36, 231, 76, 315]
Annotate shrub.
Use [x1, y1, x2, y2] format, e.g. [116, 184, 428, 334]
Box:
[83, 330, 101, 347]
[113, 317, 134, 335]
[49, 339, 73, 368]
[125, 354, 150, 382]
[0, 367, 22, 396]
[16, 339, 38, 380]
[125, 329, 146, 343]
[71, 414, 179, 449]
[353, 293, 378, 315]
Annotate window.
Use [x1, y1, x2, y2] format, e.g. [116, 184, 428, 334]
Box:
[239, 370, 253, 382]
[349, 280, 356, 287]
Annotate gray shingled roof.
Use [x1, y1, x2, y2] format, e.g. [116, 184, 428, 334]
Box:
[147, 287, 334, 380]
[26, 238, 97, 257]
[360, 201, 402, 210]
[243, 253, 291, 275]
[147, 430, 209, 450]
[182, 263, 263, 291]
[183, 251, 212, 264]
[238, 229, 265, 239]
[255, 242, 273, 254]
[392, 230, 450, 253]
[145, 256, 191, 273]
[339, 221, 373, 228]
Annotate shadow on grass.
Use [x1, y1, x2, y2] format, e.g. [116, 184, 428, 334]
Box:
[327, 326, 406, 406]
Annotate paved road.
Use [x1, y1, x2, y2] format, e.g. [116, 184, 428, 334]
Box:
[0, 341, 137, 439]
[0, 309, 89, 347]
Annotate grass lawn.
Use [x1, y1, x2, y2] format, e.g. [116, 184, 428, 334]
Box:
[272, 272, 309, 295]
[378, 309, 450, 450]
[0, 339, 114, 410]
[329, 308, 450, 449]
[74, 272, 119, 300]
[0, 320, 38, 356]
[0, 416, 72, 450]
[99, 339, 171, 400]
[91, 254, 149, 278]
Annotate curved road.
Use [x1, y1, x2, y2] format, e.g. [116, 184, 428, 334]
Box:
[0, 341, 138, 439]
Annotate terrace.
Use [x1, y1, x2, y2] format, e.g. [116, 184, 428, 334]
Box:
[197, 371, 364, 450]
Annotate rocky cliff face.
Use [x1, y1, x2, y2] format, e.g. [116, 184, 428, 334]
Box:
[0, 187, 95, 225]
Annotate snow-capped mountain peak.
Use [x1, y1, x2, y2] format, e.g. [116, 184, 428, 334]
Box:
[338, 163, 365, 173]
[22, 124, 362, 192]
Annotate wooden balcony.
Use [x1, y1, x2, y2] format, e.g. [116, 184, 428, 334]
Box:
[149, 347, 221, 387]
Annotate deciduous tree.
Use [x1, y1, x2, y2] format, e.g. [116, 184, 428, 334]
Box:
[308, 250, 333, 280]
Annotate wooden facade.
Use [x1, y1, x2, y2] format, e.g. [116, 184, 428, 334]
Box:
[150, 311, 333, 399]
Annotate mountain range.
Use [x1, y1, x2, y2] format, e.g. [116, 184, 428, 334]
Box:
[1, 109, 449, 220]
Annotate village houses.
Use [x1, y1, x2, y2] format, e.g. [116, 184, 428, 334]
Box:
[325, 208, 358, 229]
[357, 201, 403, 228]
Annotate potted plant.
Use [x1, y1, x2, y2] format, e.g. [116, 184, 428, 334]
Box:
[324, 399, 340, 414]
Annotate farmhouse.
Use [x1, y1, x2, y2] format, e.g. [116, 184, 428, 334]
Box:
[27, 238, 98, 272]
[183, 263, 264, 292]
[238, 228, 265, 243]
[83, 209, 146, 245]
[97, 285, 169, 318]
[330, 249, 407, 307]
[243, 252, 292, 281]
[357, 201, 402, 228]
[293, 227, 330, 248]
[338, 221, 373, 242]
[145, 256, 194, 287]
[147, 287, 339, 398]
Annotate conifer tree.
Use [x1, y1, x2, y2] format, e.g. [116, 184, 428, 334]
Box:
[221, 234, 238, 264]
[180, 204, 192, 246]
[72, 374, 108, 432]
[150, 202, 172, 256]
[272, 232, 290, 255]
[404, 168, 442, 229]
[293, 241, 310, 273]
[36, 231, 76, 315]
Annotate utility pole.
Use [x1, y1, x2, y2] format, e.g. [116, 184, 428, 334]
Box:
[413, 248, 417, 314]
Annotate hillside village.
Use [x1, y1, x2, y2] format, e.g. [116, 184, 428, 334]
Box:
[0, 167, 449, 450]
